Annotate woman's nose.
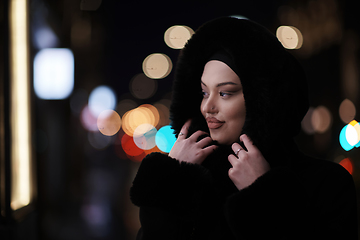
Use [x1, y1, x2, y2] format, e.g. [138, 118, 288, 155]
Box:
[202, 97, 217, 113]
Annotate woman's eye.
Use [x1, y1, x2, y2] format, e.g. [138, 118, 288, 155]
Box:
[220, 92, 230, 97]
[202, 91, 209, 98]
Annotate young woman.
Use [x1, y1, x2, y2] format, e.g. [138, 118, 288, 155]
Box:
[130, 17, 357, 239]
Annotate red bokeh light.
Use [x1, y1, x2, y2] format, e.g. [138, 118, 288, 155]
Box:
[339, 158, 353, 175]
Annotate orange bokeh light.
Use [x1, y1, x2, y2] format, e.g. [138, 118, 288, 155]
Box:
[121, 104, 159, 137]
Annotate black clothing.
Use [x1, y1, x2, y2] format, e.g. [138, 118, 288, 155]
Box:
[131, 145, 357, 240]
[130, 17, 358, 240]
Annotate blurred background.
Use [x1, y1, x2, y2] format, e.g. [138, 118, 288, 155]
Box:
[1, 0, 360, 239]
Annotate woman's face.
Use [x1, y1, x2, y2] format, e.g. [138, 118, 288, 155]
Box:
[200, 60, 246, 145]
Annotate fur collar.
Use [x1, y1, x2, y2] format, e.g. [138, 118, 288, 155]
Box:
[169, 17, 309, 166]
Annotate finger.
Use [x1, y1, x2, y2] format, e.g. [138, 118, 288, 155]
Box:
[232, 142, 244, 158]
[231, 142, 241, 153]
[197, 136, 213, 148]
[188, 130, 209, 141]
[201, 144, 218, 157]
[227, 154, 238, 167]
[178, 119, 191, 139]
[228, 168, 234, 177]
[240, 134, 256, 152]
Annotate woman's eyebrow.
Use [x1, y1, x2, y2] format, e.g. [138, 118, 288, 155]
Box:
[216, 82, 238, 87]
[201, 81, 239, 87]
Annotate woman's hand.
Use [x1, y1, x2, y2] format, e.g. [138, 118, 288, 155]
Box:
[169, 119, 218, 165]
[228, 134, 270, 190]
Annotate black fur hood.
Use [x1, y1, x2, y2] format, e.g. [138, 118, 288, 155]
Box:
[169, 17, 309, 165]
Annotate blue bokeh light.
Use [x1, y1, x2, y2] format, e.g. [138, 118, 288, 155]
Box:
[155, 125, 176, 153]
[340, 125, 354, 151]
[88, 86, 117, 117]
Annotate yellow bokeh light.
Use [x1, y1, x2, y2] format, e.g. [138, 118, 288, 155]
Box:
[142, 53, 172, 79]
[122, 105, 158, 137]
[97, 109, 122, 136]
[276, 26, 303, 49]
[164, 25, 194, 49]
[140, 104, 160, 128]
[339, 99, 356, 124]
[311, 106, 332, 133]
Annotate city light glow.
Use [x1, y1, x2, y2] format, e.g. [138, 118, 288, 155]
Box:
[142, 53, 172, 79]
[340, 120, 360, 151]
[88, 85, 117, 117]
[339, 99, 356, 124]
[97, 110, 122, 136]
[34, 48, 74, 99]
[155, 125, 176, 153]
[276, 26, 303, 49]
[164, 25, 194, 49]
[339, 158, 353, 175]
[10, 0, 32, 210]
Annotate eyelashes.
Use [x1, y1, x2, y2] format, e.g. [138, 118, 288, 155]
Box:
[201, 90, 232, 98]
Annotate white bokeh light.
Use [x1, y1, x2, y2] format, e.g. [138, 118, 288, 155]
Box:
[346, 124, 359, 146]
[33, 48, 74, 99]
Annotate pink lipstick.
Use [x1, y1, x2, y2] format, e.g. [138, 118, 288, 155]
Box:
[206, 117, 225, 129]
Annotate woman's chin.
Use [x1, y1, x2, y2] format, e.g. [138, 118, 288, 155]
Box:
[211, 136, 235, 146]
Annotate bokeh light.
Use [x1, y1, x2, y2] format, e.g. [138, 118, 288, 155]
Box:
[97, 110, 121, 136]
[121, 133, 146, 162]
[301, 107, 315, 134]
[339, 99, 356, 124]
[276, 26, 303, 49]
[348, 120, 360, 146]
[34, 48, 74, 99]
[346, 125, 358, 146]
[311, 106, 332, 133]
[81, 105, 98, 132]
[88, 85, 117, 117]
[155, 125, 176, 153]
[141, 104, 160, 127]
[164, 25, 194, 49]
[339, 158, 354, 175]
[114, 131, 128, 160]
[133, 124, 157, 150]
[122, 105, 159, 137]
[33, 25, 59, 49]
[340, 120, 360, 151]
[129, 73, 158, 99]
[142, 53, 172, 79]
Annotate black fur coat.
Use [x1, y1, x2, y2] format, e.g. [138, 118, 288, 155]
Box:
[130, 17, 357, 240]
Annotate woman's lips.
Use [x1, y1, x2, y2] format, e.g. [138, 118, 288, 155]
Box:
[206, 117, 225, 129]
